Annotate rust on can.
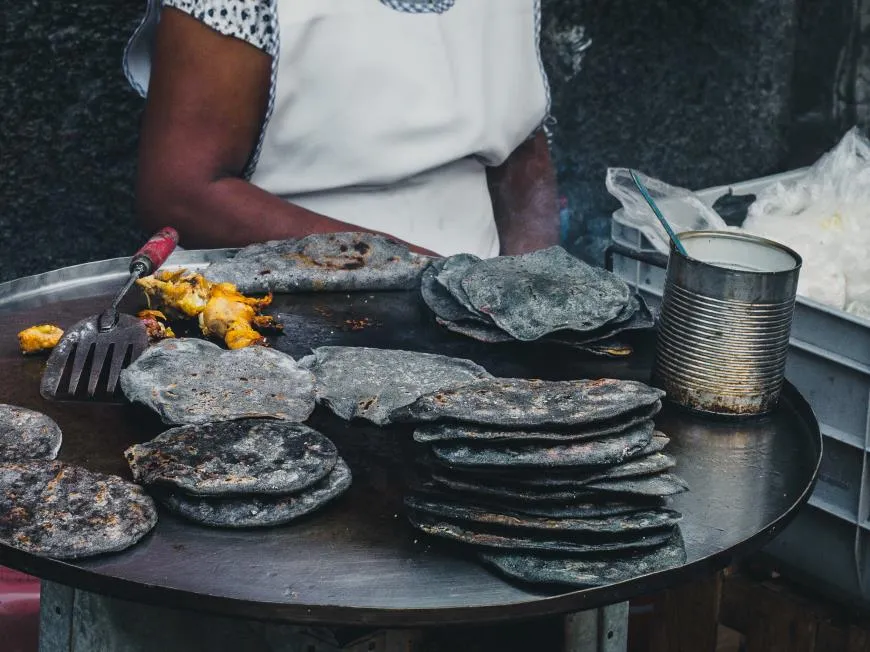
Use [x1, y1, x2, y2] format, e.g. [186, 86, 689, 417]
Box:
[652, 231, 802, 417]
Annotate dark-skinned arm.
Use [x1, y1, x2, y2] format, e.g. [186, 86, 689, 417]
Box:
[137, 9, 436, 254]
[486, 131, 561, 255]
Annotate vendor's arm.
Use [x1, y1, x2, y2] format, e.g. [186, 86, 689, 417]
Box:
[137, 9, 435, 254]
[486, 131, 561, 255]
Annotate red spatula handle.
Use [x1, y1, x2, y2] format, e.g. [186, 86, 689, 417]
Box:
[130, 227, 179, 275]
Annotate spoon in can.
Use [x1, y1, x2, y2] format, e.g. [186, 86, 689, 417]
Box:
[630, 169, 688, 256]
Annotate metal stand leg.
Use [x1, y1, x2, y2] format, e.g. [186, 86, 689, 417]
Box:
[564, 603, 629, 652]
[37, 582, 423, 652]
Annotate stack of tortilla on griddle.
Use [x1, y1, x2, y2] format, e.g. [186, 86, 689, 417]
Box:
[391, 377, 689, 588]
[125, 418, 351, 528]
[420, 247, 653, 355]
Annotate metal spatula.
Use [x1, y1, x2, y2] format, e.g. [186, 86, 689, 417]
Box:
[40, 227, 179, 400]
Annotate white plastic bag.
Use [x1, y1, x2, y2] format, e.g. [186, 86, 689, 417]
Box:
[605, 168, 727, 255]
[743, 128, 870, 314]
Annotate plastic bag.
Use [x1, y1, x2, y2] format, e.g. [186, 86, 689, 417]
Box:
[605, 168, 727, 255]
[743, 127, 870, 314]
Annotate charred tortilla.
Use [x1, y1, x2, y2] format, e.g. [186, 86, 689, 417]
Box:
[156, 458, 352, 528]
[125, 419, 338, 497]
[430, 422, 654, 469]
[0, 405, 62, 462]
[412, 403, 661, 444]
[391, 378, 665, 428]
[409, 513, 675, 553]
[204, 232, 432, 294]
[480, 531, 687, 588]
[298, 346, 491, 426]
[459, 247, 631, 341]
[0, 461, 157, 559]
[405, 495, 682, 534]
[120, 338, 316, 426]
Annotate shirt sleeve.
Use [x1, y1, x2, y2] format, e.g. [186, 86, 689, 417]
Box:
[162, 0, 278, 55]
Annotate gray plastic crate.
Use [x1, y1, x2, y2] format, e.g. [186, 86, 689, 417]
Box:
[610, 170, 870, 605]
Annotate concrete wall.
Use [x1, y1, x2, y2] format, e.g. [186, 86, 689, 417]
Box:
[0, 0, 856, 280]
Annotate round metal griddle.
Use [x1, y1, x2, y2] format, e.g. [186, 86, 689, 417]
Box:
[0, 252, 821, 627]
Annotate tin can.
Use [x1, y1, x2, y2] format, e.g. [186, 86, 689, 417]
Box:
[652, 231, 802, 416]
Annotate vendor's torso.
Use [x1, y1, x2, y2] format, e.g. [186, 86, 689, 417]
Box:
[131, 0, 549, 257]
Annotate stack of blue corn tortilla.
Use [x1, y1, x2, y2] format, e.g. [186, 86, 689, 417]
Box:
[391, 377, 690, 588]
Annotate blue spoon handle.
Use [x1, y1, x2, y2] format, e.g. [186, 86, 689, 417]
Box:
[629, 170, 688, 257]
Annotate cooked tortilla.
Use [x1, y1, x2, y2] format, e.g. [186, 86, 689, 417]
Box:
[429, 469, 678, 503]
[543, 296, 655, 347]
[585, 473, 689, 497]
[435, 317, 515, 344]
[298, 346, 492, 426]
[204, 232, 432, 294]
[430, 422, 654, 469]
[502, 453, 677, 488]
[120, 338, 316, 426]
[459, 247, 631, 341]
[405, 495, 681, 534]
[412, 403, 660, 443]
[391, 378, 665, 427]
[156, 458, 352, 528]
[435, 300, 652, 351]
[501, 500, 664, 519]
[409, 513, 675, 553]
[125, 419, 337, 497]
[480, 531, 687, 588]
[0, 461, 157, 559]
[436, 253, 491, 320]
[421, 259, 474, 323]
[0, 405, 62, 462]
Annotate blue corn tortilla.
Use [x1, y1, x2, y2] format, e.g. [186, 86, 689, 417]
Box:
[204, 232, 432, 294]
[155, 458, 352, 528]
[0, 404, 62, 462]
[125, 419, 338, 497]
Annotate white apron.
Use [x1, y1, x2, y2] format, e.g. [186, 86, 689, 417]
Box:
[125, 0, 550, 257]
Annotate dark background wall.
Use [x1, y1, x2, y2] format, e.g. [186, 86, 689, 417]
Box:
[0, 0, 857, 281]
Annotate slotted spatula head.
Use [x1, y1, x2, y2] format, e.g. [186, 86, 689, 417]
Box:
[40, 313, 149, 400]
